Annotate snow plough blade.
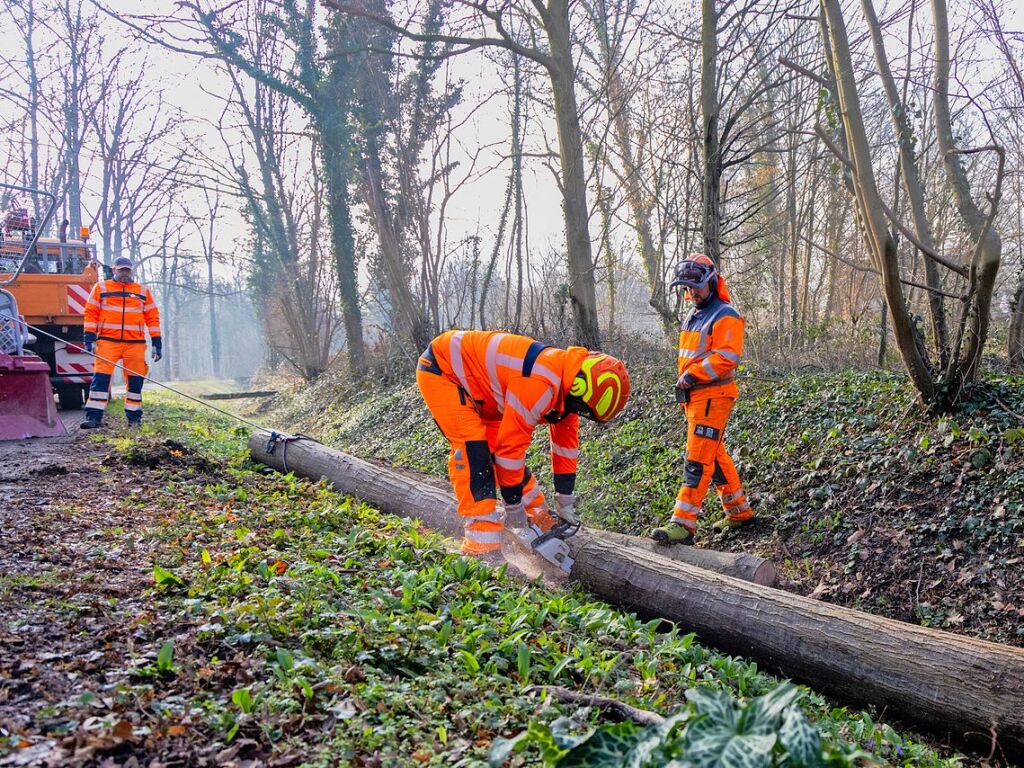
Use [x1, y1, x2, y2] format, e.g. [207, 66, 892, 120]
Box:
[0, 352, 66, 439]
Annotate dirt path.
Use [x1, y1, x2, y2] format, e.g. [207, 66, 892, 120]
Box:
[0, 428, 227, 767]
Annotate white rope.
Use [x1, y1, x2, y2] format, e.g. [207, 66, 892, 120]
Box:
[0, 309, 268, 432]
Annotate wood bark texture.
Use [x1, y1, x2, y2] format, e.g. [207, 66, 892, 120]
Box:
[568, 533, 1024, 753]
[248, 429, 772, 582]
[248, 429, 1024, 753]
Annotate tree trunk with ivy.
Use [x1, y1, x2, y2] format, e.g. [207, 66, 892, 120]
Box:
[701, 0, 722, 266]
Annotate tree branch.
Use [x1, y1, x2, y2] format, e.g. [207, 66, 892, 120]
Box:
[812, 126, 968, 278]
[778, 56, 828, 88]
[526, 685, 665, 726]
[878, 197, 969, 277]
[798, 232, 964, 299]
[322, 0, 554, 71]
[813, 124, 854, 171]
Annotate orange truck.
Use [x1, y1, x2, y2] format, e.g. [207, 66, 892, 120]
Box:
[0, 190, 104, 411]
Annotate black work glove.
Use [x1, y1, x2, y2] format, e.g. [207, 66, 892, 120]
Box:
[83, 332, 96, 355]
[151, 336, 162, 362]
[675, 372, 696, 404]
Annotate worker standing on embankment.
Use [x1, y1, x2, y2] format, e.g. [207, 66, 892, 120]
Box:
[653, 254, 756, 545]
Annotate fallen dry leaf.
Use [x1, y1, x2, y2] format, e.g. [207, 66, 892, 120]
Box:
[111, 720, 134, 741]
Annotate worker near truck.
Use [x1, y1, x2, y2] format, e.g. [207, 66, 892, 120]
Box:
[652, 254, 755, 545]
[81, 255, 162, 429]
[416, 330, 630, 563]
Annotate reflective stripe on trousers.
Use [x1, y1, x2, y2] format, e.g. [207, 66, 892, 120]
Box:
[86, 341, 148, 421]
[672, 396, 752, 528]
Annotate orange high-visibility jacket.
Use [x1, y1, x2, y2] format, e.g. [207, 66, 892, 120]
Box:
[84, 279, 162, 344]
[677, 277, 743, 400]
[424, 330, 588, 492]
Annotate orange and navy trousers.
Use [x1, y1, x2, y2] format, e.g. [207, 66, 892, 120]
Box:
[416, 352, 553, 555]
[84, 340, 148, 424]
[672, 395, 752, 531]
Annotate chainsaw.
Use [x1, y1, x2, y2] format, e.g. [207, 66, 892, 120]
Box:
[510, 508, 580, 574]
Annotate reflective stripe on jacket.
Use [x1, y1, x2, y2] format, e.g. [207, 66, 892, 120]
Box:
[423, 330, 587, 489]
[84, 279, 162, 344]
[677, 283, 743, 401]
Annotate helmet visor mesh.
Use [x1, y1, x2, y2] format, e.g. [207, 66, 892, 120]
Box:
[671, 261, 713, 289]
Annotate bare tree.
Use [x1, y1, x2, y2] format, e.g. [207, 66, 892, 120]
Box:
[190, 187, 222, 378]
[975, 0, 1024, 367]
[132, 0, 368, 372]
[50, 0, 100, 236]
[579, 0, 678, 337]
[695, 1, 799, 266]
[0, 0, 45, 218]
[213, 26, 340, 380]
[326, 0, 606, 347]
[795, 0, 1004, 408]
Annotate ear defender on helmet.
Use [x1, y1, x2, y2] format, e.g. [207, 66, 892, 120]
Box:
[568, 353, 631, 423]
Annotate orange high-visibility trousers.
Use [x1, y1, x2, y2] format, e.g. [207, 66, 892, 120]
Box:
[672, 396, 752, 531]
[84, 340, 148, 421]
[417, 367, 553, 554]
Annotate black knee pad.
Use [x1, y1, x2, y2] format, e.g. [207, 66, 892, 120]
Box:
[684, 460, 704, 488]
[712, 459, 728, 486]
[465, 440, 496, 502]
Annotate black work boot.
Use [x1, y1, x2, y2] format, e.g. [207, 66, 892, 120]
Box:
[80, 417, 102, 430]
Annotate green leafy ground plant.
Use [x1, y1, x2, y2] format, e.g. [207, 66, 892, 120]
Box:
[104, 397, 968, 766]
[255, 362, 1024, 646]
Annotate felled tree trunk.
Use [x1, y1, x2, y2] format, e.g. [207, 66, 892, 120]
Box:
[247, 430, 773, 584]
[568, 534, 1024, 754]
[249, 430, 1024, 755]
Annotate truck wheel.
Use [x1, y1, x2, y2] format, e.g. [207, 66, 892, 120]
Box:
[56, 383, 84, 411]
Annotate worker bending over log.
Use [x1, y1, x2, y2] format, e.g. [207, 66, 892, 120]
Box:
[653, 254, 756, 545]
[416, 330, 630, 567]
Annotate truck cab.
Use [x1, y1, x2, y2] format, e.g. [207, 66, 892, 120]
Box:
[0, 209, 103, 410]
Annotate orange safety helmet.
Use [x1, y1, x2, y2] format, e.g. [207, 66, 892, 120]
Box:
[568, 353, 631, 422]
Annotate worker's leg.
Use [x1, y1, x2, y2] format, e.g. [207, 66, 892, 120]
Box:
[417, 366, 500, 556]
[120, 343, 148, 425]
[672, 396, 735, 532]
[83, 340, 118, 426]
[480, 421, 555, 533]
[712, 436, 754, 525]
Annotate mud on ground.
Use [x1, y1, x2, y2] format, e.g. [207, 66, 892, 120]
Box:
[0, 430, 249, 767]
